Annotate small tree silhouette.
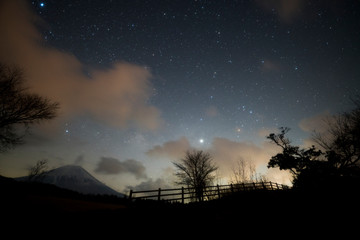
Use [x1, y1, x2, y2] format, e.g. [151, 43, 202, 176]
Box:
[28, 159, 49, 181]
[268, 116, 360, 189]
[173, 150, 218, 202]
[267, 127, 324, 188]
[230, 158, 267, 184]
[0, 63, 59, 152]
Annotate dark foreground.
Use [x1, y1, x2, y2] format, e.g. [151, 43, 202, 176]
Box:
[1, 176, 359, 237]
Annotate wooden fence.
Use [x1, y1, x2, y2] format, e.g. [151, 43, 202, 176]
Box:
[129, 181, 289, 203]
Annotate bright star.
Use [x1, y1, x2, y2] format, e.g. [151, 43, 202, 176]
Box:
[40, 2, 45, 7]
[199, 138, 204, 144]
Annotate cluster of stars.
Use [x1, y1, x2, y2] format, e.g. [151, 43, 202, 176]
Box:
[29, 0, 360, 152]
[1, 0, 358, 193]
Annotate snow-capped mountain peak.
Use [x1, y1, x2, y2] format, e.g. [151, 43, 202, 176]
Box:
[18, 165, 124, 197]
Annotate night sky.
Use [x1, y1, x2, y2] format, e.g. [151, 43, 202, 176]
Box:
[1, 0, 360, 192]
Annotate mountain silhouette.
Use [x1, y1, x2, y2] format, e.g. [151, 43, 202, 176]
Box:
[17, 165, 124, 197]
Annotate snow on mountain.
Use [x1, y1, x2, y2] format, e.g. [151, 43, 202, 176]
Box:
[18, 165, 124, 197]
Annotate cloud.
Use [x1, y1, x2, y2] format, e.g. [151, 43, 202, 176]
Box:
[146, 137, 192, 161]
[205, 106, 219, 118]
[126, 178, 174, 192]
[299, 111, 332, 134]
[210, 137, 274, 170]
[298, 111, 333, 148]
[95, 157, 147, 179]
[74, 155, 85, 166]
[255, 0, 306, 24]
[260, 59, 282, 72]
[0, 0, 163, 131]
[257, 127, 279, 138]
[209, 137, 291, 184]
[146, 136, 291, 184]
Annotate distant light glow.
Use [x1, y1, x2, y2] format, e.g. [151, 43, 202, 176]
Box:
[199, 138, 204, 144]
[40, 2, 45, 7]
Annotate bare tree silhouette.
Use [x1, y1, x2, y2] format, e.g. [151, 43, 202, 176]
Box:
[0, 63, 59, 152]
[28, 159, 49, 181]
[230, 158, 267, 184]
[173, 150, 218, 201]
[313, 98, 360, 171]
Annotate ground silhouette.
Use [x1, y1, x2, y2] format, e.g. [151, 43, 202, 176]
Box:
[1, 175, 359, 236]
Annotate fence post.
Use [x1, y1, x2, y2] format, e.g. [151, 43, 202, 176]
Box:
[230, 184, 234, 194]
[270, 182, 274, 190]
[158, 188, 161, 201]
[129, 190, 133, 201]
[217, 185, 221, 199]
[181, 187, 184, 204]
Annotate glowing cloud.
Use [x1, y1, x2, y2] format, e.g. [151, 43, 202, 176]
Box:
[146, 136, 291, 184]
[255, 0, 305, 24]
[0, 0, 163, 131]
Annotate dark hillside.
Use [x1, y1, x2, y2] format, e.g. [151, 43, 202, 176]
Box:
[1, 176, 126, 217]
[1, 175, 359, 236]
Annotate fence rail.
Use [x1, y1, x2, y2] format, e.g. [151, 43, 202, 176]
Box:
[129, 181, 289, 203]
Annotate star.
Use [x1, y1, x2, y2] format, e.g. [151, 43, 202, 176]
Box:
[3, 0, 358, 193]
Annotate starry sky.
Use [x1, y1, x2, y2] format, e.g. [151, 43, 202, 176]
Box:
[1, 0, 360, 193]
